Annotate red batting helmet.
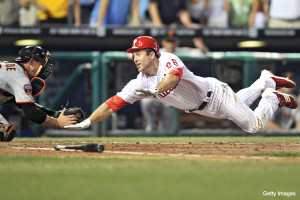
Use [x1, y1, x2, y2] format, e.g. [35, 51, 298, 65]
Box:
[126, 36, 160, 56]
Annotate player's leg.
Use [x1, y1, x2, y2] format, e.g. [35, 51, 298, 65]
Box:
[220, 84, 268, 133]
[0, 114, 17, 142]
[221, 84, 297, 133]
[250, 88, 297, 132]
[235, 70, 276, 106]
[0, 114, 8, 141]
[0, 123, 5, 141]
[0, 114, 9, 124]
[236, 70, 295, 107]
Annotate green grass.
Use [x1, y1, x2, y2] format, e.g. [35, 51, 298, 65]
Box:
[0, 155, 300, 200]
[1, 137, 300, 200]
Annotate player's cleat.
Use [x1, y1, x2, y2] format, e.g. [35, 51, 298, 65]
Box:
[261, 70, 296, 89]
[0, 123, 17, 142]
[266, 88, 298, 109]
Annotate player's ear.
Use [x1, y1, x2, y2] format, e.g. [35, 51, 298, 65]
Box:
[150, 51, 156, 59]
[28, 58, 35, 64]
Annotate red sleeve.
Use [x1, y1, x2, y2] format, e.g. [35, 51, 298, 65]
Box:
[168, 67, 183, 81]
[105, 95, 130, 112]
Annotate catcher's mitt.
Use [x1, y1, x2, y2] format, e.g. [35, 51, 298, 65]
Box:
[53, 107, 86, 123]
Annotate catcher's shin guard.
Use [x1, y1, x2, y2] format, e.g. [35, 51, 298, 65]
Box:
[0, 123, 17, 142]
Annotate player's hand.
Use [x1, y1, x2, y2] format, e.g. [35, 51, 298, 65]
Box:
[64, 119, 91, 130]
[57, 108, 78, 128]
[135, 88, 159, 96]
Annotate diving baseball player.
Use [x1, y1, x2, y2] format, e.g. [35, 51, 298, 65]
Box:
[65, 36, 298, 134]
[0, 46, 80, 142]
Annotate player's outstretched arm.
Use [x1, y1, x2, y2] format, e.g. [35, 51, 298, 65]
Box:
[156, 74, 180, 93]
[89, 103, 114, 124]
[64, 103, 114, 130]
[135, 74, 179, 96]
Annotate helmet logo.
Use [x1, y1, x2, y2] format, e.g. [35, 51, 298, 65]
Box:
[133, 39, 137, 47]
[133, 39, 142, 48]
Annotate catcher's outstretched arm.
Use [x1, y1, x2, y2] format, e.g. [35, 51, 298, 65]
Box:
[41, 108, 78, 128]
[35, 103, 56, 116]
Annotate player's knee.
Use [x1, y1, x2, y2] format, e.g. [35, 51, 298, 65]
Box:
[247, 128, 262, 134]
[242, 119, 265, 134]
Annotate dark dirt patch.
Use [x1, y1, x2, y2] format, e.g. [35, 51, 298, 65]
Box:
[1, 142, 300, 161]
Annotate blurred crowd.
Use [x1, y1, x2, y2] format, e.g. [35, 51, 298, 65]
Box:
[0, 0, 300, 28]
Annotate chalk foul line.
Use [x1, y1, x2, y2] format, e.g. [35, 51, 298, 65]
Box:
[8, 146, 294, 161]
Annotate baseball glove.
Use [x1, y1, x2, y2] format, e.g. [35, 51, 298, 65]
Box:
[53, 107, 86, 123]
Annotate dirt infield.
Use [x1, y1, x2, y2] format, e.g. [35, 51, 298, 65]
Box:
[1, 141, 300, 161]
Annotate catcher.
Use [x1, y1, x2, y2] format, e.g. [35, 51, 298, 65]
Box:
[0, 46, 85, 142]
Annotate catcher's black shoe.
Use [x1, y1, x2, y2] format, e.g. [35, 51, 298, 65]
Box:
[0, 123, 17, 142]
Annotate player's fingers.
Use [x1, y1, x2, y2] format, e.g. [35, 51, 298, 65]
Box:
[69, 117, 78, 123]
[70, 120, 78, 125]
[62, 115, 76, 121]
[65, 117, 78, 124]
[66, 115, 77, 119]
[60, 108, 66, 116]
[136, 91, 146, 96]
[135, 88, 147, 92]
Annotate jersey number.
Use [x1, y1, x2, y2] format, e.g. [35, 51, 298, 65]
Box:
[166, 59, 178, 69]
[172, 59, 178, 66]
[5, 63, 16, 71]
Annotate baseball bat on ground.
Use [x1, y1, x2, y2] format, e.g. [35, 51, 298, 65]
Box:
[54, 143, 105, 152]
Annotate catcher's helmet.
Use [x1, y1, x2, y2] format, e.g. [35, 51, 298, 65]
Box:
[14, 46, 55, 80]
[126, 36, 160, 56]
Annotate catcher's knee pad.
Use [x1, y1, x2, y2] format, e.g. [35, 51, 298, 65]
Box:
[0, 123, 17, 142]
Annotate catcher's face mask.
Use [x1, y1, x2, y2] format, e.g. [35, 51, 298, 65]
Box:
[31, 52, 55, 96]
[35, 51, 55, 80]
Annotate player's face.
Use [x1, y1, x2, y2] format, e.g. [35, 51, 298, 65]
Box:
[132, 49, 153, 72]
[27, 59, 43, 77]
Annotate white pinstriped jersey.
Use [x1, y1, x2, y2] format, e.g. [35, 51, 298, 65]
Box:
[117, 52, 282, 133]
[0, 61, 35, 105]
[117, 52, 210, 111]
